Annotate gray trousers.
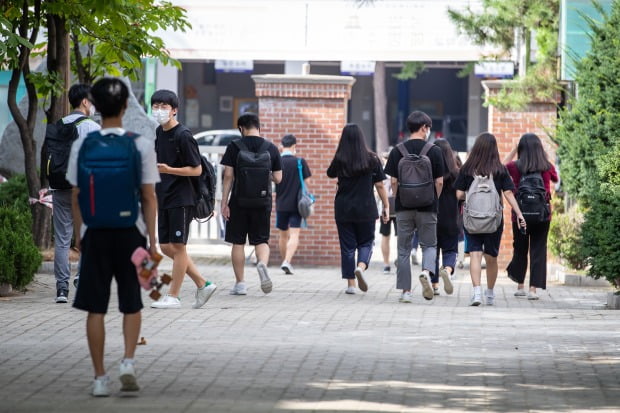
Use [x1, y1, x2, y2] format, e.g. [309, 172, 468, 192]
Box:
[52, 189, 73, 292]
[395, 209, 437, 291]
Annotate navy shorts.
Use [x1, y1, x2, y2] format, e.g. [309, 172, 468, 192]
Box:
[464, 223, 503, 257]
[73, 227, 145, 314]
[276, 211, 302, 230]
[379, 218, 397, 236]
[158, 206, 194, 244]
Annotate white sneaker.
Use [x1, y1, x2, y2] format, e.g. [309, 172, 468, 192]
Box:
[92, 375, 110, 397]
[527, 291, 540, 300]
[354, 267, 368, 292]
[345, 286, 356, 294]
[439, 267, 454, 295]
[229, 282, 247, 295]
[485, 288, 495, 306]
[257, 262, 272, 294]
[119, 360, 140, 392]
[419, 272, 433, 301]
[150, 294, 181, 309]
[193, 282, 217, 309]
[399, 291, 412, 303]
[470, 290, 482, 306]
[280, 261, 294, 275]
[514, 289, 527, 297]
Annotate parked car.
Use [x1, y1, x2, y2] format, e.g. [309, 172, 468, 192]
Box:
[193, 129, 241, 147]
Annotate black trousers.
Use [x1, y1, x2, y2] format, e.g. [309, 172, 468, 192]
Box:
[506, 220, 550, 289]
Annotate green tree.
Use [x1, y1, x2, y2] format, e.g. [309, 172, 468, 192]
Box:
[556, 0, 620, 288]
[1, 0, 189, 248]
[448, 0, 560, 110]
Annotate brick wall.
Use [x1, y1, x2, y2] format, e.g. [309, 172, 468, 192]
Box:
[483, 81, 559, 269]
[252, 75, 356, 266]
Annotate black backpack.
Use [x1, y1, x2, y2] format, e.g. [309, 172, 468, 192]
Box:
[192, 155, 217, 222]
[43, 116, 88, 189]
[396, 142, 435, 208]
[233, 139, 272, 208]
[516, 172, 550, 224]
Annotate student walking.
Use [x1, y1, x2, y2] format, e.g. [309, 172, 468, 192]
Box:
[384, 111, 445, 303]
[67, 78, 160, 396]
[275, 134, 312, 274]
[221, 113, 282, 295]
[455, 132, 526, 306]
[432, 139, 459, 295]
[327, 124, 389, 294]
[504, 133, 558, 300]
[150, 90, 217, 309]
[44, 84, 100, 303]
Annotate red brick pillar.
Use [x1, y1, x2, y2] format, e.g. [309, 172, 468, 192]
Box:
[252, 74, 356, 266]
[482, 80, 559, 269]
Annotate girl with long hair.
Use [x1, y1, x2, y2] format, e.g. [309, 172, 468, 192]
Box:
[432, 139, 460, 295]
[327, 124, 389, 294]
[504, 133, 559, 300]
[455, 133, 526, 306]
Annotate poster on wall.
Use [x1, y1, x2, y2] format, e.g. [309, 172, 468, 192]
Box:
[185, 98, 200, 128]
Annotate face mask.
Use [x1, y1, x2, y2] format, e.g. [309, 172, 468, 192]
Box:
[153, 109, 171, 125]
[88, 103, 96, 117]
[425, 127, 431, 140]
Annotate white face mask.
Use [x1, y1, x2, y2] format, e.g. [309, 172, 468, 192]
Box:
[152, 109, 171, 125]
[88, 103, 96, 117]
[425, 127, 431, 140]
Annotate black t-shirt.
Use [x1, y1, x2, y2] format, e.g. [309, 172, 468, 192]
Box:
[383, 139, 445, 212]
[437, 177, 460, 236]
[327, 155, 386, 222]
[155, 124, 202, 209]
[275, 153, 311, 212]
[220, 136, 282, 206]
[454, 167, 515, 206]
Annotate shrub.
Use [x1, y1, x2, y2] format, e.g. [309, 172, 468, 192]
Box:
[0, 205, 41, 290]
[548, 202, 587, 270]
[0, 174, 30, 212]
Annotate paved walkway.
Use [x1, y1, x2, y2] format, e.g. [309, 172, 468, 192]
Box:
[1, 247, 618, 413]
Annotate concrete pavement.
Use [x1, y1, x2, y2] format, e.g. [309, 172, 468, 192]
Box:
[1, 247, 618, 413]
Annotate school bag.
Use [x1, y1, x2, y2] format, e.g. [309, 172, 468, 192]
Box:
[396, 142, 435, 208]
[192, 155, 217, 222]
[516, 171, 550, 224]
[463, 174, 503, 234]
[233, 139, 272, 208]
[77, 131, 142, 228]
[43, 116, 88, 189]
[297, 158, 315, 219]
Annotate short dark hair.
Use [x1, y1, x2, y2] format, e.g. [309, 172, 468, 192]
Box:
[68, 84, 91, 109]
[150, 89, 179, 108]
[237, 112, 260, 130]
[90, 78, 129, 118]
[281, 134, 296, 147]
[406, 111, 432, 134]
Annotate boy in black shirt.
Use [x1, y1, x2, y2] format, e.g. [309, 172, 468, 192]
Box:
[150, 90, 217, 309]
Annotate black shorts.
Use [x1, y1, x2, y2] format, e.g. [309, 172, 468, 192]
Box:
[379, 218, 397, 236]
[276, 211, 302, 230]
[73, 227, 145, 314]
[225, 205, 271, 245]
[158, 206, 194, 244]
[464, 223, 503, 257]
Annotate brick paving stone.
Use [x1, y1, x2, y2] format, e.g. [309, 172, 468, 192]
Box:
[1, 251, 619, 412]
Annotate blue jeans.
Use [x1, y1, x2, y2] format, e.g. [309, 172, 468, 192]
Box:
[433, 231, 458, 283]
[336, 221, 375, 279]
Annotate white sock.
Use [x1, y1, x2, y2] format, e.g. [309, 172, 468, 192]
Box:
[122, 358, 135, 365]
[473, 286, 482, 294]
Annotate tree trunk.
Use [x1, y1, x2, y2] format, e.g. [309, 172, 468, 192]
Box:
[373, 61, 389, 155]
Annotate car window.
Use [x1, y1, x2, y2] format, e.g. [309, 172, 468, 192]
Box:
[215, 134, 240, 146]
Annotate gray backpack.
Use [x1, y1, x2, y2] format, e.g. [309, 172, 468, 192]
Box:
[463, 174, 503, 234]
[396, 142, 435, 208]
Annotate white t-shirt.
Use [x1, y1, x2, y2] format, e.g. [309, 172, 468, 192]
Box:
[62, 111, 101, 140]
[66, 127, 160, 238]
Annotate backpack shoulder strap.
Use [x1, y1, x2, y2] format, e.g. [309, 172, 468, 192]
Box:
[420, 142, 434, 157]
[258, 139, 271, 153]
[233, 139, 249, 152]
[396, 143, 409, 158]
[71, 116, 89, 126]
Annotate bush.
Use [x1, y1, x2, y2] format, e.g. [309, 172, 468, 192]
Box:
[549, 202, 587, 270]
[0, 174, 30, 212]
[0, 205, 41, 289]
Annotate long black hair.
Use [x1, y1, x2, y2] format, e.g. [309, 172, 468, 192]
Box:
[331, 124, 377, 177]
[516, 133, 552, 174]
[435, 139, 459, 184]
[460, 132, 504, 177]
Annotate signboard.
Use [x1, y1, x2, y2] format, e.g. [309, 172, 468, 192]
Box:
[214, 60, 254, 73]
[340, 61, 375, 75]
[474, 61, 515, 79]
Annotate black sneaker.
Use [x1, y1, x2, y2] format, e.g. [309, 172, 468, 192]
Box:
[73, 272, 80, 289]
[55, 290, 68, 304]
[383, 266, 391, 274]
